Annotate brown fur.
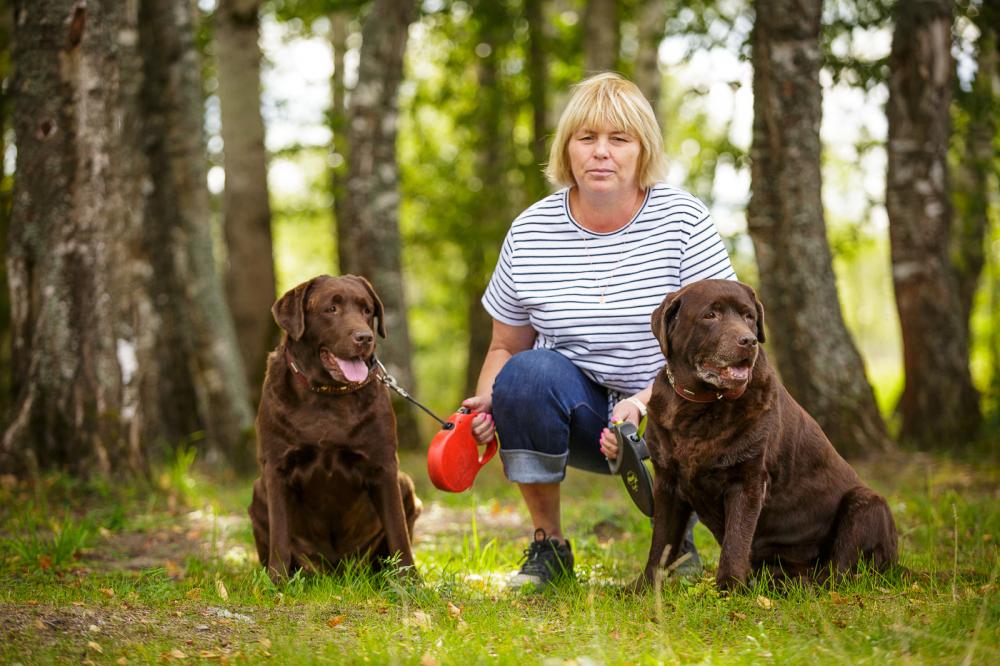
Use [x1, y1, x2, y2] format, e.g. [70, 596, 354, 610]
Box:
[638, 280, 897, 590]
[248, 275, 420, 581]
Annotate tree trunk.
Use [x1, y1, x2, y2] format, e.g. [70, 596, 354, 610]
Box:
[216, 0, 277, 399]
[330, 9, 350, 269]
[583, 0, 618, 74]
[3, 0, 149, 478]
[139, 0, 255, 471]
[340, 0, 420, 447]
[747, 0, 893, 458]
[886, 0, 980, 448]
[525, 0, 549, 201]
[952, 0, 997, 326]
[0, 4, 13, 417]
[633, 0, 668, 111]
[464, 2, 511, 398]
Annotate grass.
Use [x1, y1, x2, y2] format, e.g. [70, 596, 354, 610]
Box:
[1, 447, 998, 665]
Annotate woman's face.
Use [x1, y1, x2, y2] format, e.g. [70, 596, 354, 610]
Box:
[567, 126, 642, 195]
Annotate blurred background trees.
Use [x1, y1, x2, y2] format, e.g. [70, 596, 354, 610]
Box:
[0, 0, 997, 480]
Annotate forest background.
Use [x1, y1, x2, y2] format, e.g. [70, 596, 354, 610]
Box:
[0, 1, 998, 663]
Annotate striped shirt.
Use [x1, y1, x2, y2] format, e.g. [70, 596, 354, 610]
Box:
[482, 183, 737, 397]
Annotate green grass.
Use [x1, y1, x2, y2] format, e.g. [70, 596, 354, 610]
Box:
[1, 449, 998, 665]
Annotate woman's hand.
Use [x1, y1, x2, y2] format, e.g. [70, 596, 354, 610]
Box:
[461, 395, 496, 445]
[599, 396, 644, 460]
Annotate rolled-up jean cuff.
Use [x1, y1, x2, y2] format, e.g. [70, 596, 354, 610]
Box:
[500, 449, 568, 484]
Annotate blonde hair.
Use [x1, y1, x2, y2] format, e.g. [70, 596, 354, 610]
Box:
[545, 73, 667, 189]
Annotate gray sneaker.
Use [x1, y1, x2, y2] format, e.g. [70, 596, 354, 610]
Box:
[509, 528, 574, 590]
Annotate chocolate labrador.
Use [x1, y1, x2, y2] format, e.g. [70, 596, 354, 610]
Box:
[638, 279, 897, 590]
[248, 275, 420, 581]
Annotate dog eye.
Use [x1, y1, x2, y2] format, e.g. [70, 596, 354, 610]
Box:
[703, 311, 717, 320]
[325, 305, 338, 314]
[363, 307, 372, 316]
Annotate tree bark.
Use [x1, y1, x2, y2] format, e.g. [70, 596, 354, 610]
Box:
[216, 0, 277, 399]
[886, 0, 980, 448]
[0, 4, 13, 417]
[3, 0, 149, 477]
[139, 0, 255, 471]
[633, 0, 668, 112]
[340, 0, 420, 447]
[583, 0, 618, 74]
[952, 0, 997, 326]
[747, 0, 893, 457]
[329, 9, 350, 267]
[524, 0, 549, 201]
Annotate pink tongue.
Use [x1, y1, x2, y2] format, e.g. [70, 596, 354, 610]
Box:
[720, 365, 750, 381]
[335, 357, 368, 382]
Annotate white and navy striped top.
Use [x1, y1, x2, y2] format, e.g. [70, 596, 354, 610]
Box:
[482, 183, 737, 397]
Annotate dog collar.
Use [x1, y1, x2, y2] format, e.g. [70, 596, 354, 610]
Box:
[284, 348, 376, 395]
[664, 361, 749, 403]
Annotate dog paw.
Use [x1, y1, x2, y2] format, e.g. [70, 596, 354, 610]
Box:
[715, 571, 748, 592]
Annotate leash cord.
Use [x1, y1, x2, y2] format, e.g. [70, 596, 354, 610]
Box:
[374, 357, 452, 428]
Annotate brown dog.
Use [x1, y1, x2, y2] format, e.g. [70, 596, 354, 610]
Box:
[638, 279, 897, 590]
[248, 275, 420, 581]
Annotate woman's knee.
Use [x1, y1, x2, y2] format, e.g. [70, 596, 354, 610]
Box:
[493, 349, 572, 411]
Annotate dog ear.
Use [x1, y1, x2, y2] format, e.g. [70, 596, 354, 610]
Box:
[739, 282, 766, 343]
[346, 275, 387, 338]
[650, 291, 683, 358]
[272, 277, 319, 341]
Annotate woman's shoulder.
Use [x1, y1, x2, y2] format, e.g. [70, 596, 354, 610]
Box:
[511, 189, 568, 226]
[645, 183, 710, 218]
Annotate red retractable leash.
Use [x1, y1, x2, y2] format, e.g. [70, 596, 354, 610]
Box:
[374, 358, 497, 493]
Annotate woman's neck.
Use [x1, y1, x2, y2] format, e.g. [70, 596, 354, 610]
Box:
[570, 186, 644, 233]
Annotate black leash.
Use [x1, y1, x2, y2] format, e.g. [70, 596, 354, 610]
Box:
[373, 356, 454, 430]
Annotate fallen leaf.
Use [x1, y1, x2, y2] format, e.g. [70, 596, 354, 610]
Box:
[729, 611, 747, 621]
[72, 601, 85, 607]
[99, 588, 116, 598]
[259, 638, 272, 649]
[99, 527, 112, 538]
[164, 560, 182, 578]
[38, 554, 52, 570]
[327, 615, 346, 628]
[117, 658, 128, 665]
[410, 611, 432, 629]
[829, 591, 849, 605]
[756, 595, 774, 610]
[198, 651, 222, 659]
[186, 588, 202, 600]
[87, 641, 103, 654]
[215, 579, 229, 602]
[168, 648, 188, 659]
[88, 624, 99, 632]
[420, 654, 440, 666]
[34, 619, 45, 630]
[26, 599, 40, 606]
[983, 534, 993, 543]
[446, 602, 461, 618]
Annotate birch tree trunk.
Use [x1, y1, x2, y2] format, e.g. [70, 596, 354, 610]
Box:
[886, 0, 980, 448]
[633, 0, 668, 112]
[216, 0, 277, 397]
[747, 0, 893, 457]
[139, 0, 255, 471]
[339, 0, 420, 447]
[583, 0, 618, 74]
[3, 0, 149, 477]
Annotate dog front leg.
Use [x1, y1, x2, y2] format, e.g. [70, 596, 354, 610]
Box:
[717, 473, 766, 591]
[263, 463, 293, 582]
[368, 470, 417, 576]
[635, 472, 692, 592]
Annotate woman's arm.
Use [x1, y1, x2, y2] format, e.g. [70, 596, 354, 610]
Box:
[462, 319, 537, 443]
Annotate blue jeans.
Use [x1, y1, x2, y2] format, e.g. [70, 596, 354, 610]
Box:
[492, 349, 614, 483]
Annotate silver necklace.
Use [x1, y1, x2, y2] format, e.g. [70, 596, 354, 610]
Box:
[571, 190, 644, 305]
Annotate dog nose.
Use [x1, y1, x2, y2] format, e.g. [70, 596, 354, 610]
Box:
[353, 331, 373, 345]
[738, 334, 757, 348]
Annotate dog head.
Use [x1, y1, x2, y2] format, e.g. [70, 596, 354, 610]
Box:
[650, 280, 765, 393]
[272, 274, 386, 384]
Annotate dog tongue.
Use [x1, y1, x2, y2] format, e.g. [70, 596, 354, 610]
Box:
[720, 365, 750, 381]
[335, 357, 368, 382]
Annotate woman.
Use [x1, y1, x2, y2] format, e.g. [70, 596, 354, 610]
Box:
[462, 73, 736, 589]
